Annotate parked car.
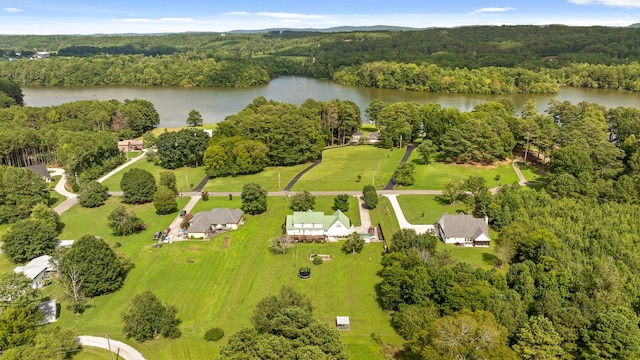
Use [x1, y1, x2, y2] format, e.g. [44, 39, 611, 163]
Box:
[179, 210, 187, 218]
[153, 231, 162, 240]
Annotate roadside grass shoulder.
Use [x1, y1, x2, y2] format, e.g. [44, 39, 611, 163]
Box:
[404, 152, 519, 190]
[50, 197, 399, 359]
[292, 146, 404, 191]
[202, 164, 309, 193]
[396, 195, 469, 224]
[73, 347, 114, 360]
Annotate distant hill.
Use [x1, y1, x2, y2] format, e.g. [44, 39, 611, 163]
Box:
[629, 23, 640, 28]
[228, 25, 419, 34]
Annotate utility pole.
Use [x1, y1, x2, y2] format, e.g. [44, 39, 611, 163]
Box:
[278, 172, 281, 190]
[105, 334, 114, 360]
[372, 171, 376, 185]
[185, 174, 189, 191]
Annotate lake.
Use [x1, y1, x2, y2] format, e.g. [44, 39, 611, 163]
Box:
[21, 76, 640, 128]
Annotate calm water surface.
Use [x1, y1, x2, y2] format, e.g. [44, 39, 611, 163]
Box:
[22, 77, 640, 128]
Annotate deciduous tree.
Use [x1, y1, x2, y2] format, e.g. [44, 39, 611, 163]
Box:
[153, 186, 178, 215]
[59, 234, 132, 298]
[1, 218, 57, 263]
[394, 162, 415, 186]
[186, 109, 203, 127]
[122, 291, 181, 342]
[342, 232, 365, 254]
[241, 183, 267, 215]
[120, 168, 156, 204]
[107, 206, 145, 236]
[289, 190, 315, 211]
[362, 185, 378, 209]
[78, 180, 110, 208]
[332, 194, 349, 212]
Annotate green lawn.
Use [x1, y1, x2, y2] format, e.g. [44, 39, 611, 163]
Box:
[42, 196, 401, 359]
[405, 153, 520, 190]
[292, 146, 404, 191]
[437, 242, 499, 270]
[516, 162, 549, 183]
[73, 347, 114, 360]
[202, 164, 309, 193]
[49, 191, 67, 207]
[396, 195, 470, 224]
[100, 160, 207, 193]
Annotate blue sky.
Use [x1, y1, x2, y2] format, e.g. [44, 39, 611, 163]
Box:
[1, 0, 639, 34]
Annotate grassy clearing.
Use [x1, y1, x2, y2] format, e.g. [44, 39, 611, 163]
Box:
[293, 146, 404, 191]
[150, 124, 217, 137]
[49, 191, 67, 208]
[437, 243, 499, 270]
[404, 153, 519, 190]
[396, 195, 470, 224]
[202, 164, 309, 193]
[517, 162, 549, 183]
[40, 196, 401, 359]
[100, 160, 207, 193]
[369, 196, 400, 239]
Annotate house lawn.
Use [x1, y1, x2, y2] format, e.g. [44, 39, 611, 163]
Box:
[396, 195, 470, 224]
[437, 242, 499, 270]
[292, 145, 404, 191]
[43, 196, 401, 359]
[404, 152, 519, 190]
[100, 160, 207, 193]
[201, 164, 309, 193]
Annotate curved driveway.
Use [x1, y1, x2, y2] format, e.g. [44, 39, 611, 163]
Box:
[77, 336, 146, 360]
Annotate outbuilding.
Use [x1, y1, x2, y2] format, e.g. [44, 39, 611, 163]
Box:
[336, 316, 350, 330]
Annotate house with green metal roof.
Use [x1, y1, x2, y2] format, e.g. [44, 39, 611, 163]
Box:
[286, 210, 351, 241]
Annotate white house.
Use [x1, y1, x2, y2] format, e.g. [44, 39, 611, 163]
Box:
[14, 255, 53, 289]
[285, 210, 351, 241]
[435, 213, 490, 247]
[188, 208, 244, 238]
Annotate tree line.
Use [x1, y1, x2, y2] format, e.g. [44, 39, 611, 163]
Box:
[201, 97, 360, 178]
[0, 97, 159, 184]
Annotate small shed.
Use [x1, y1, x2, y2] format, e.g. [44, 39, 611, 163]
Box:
[38, 299, 57, 325]
[336, 316, 350, 330]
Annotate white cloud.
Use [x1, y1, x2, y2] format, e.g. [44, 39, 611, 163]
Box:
[473, 7, 516, 13]
[4, 7, 23, 13]
[222, 11, 250, 16]
[568, 0, 640, 7]
[255, 12, 325, 20]
[117, 18, 195, 23]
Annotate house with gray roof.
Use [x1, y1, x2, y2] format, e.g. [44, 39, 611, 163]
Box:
[435, 213, 490, 247]
[285, 210, 351, 241]
[26, 164, 53, 183]
[188, 208, 244, 238]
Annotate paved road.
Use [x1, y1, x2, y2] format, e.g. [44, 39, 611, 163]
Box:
[52, 151, 147, 215]
[383, 194, 434, 234]
[77, 336, 146, 360]
[97, 150, 147, 184]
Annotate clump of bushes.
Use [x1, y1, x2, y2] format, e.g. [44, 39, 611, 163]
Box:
[204, 327, 224, 342]
[312, 255, 323, 265]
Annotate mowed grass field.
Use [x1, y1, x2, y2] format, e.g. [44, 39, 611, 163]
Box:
[100, 159, 207, 193]
[404, 152, 519, 190]
[396, 195, 470, 224]
[44, 196, 401, 359]
[292, 146, 404, 191]
[202, 163, 309, 193]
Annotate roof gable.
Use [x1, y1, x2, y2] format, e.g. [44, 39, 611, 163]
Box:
[437, 213, 489, 239]
[25, 164, 52, 180]
[190, 208, 243, 232]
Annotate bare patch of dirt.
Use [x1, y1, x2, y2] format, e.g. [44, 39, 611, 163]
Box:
[223, 236, 231, 249]
[187, 246, 202, 252]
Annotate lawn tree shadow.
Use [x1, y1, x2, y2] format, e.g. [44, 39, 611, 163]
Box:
[482, 252, 501, 267]
[410, 159, 422, 165]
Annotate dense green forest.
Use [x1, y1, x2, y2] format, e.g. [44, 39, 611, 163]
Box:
[2, 25, 640, 92]
[0, 94, 159, 184]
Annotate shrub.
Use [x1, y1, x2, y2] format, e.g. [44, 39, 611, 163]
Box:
[201, 191, 209, 201]
[312, 256, 323, 265]
[204, 327, 225, 342]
